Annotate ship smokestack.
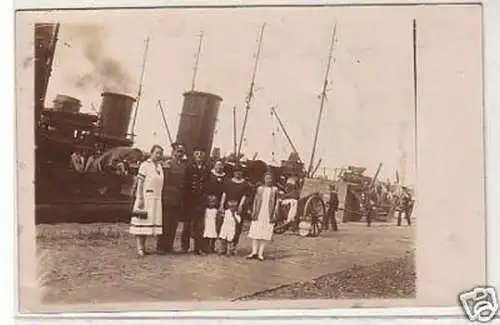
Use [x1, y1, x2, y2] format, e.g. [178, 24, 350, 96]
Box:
[99, 92, 136, 139]
[176, 91, 222, 156]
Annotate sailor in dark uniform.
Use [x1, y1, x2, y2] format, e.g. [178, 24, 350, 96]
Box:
[157, 142, 187, 254]
[182, 146, 210, 254]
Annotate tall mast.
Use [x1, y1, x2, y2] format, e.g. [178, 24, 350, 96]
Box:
[35, 23, 60, 123]
[307, 23, 338, 176]
[412, 19, 418, 181]
[271, 106, 299, 155]
[236, 23, 266, 161]
[191, 31, 204, 91]
[130, 36, 150, 139]
[42, 24, 60, 109]
[311, 158, 323, 178]
[157, 100, 174, 146]
[370, 162, 383, 187]
[232, 106, 238, 156]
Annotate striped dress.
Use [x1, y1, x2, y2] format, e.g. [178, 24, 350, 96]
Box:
[129, 159, 164, 236]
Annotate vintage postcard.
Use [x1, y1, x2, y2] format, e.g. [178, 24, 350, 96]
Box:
[15, 3, 486, 315]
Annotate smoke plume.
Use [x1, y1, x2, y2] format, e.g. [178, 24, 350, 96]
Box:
[68, 24, 134, 94]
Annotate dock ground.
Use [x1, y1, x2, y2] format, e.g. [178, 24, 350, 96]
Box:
[37, 221, 414, 304]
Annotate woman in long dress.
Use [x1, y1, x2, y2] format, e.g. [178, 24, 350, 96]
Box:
[130, 145, 164, 256]
[247, 172, 279, 261]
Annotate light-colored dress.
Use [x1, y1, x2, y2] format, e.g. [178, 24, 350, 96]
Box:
[219, 209, 241, 242]
[203, 208, 218, 239]
[249, 186, 275, 241]
[129, 159, 164, 236]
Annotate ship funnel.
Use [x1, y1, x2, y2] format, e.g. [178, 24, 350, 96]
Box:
[52, 94, 81, 113]
[175, 91, 222, 156]
[99, 92, 136, 139]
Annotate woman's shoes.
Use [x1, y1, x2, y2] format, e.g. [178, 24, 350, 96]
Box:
[246, 253, 258, 260]
[257, 255, 265, 261]
[137, 249, 145, 257]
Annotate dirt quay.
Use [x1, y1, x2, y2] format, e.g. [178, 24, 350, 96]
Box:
[36, 222, 414, 304]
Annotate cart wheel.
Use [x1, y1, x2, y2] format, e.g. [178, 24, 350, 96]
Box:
[302, 194, 326, 237]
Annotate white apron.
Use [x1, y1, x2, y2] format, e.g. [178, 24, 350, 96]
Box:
[219, 209, 241, 241]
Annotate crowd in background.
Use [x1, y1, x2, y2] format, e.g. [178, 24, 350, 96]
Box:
[70, 148, 133, 176]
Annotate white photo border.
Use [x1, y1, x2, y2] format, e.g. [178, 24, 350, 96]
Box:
[6, 0, 500, 323]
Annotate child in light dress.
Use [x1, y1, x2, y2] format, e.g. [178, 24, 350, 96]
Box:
[218, 200, 241, 255]
[247, 172, 279, 261]
[203, 195, 219, 253]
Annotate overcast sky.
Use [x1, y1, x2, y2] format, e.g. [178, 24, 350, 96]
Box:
[42, 5, 480, 185]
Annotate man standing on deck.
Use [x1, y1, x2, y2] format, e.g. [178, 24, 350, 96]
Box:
[182, 146, 210, 255]
[157, 142, 187, 254]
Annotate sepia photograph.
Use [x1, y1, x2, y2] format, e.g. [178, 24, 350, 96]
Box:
[15, 2, 486, 313]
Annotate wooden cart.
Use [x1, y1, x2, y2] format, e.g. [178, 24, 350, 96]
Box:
[273, 178, 332, 237]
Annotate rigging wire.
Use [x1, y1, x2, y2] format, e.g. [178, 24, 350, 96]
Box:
[275, 124, 289, 159]
[270, 108, 277, 164]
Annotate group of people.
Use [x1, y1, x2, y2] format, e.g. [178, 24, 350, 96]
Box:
[130, 142, 287, 261]
[128, 141, 412, 260]
[362, 182, 414, 227]
[70, 148, 132, 176]
[70, 149, 104, 173]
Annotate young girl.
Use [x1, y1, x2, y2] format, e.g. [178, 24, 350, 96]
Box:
[247, 172, 279, 261]
[130, 145, 164, 257]
[203, 195, 219, 253]
[218, 200, 241, 255]
[220, 165, 250, 254]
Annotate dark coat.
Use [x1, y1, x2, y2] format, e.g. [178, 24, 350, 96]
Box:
[329, 191, 339, 211]
[162, 157, 186, 207]
[183, 160, 210, 220]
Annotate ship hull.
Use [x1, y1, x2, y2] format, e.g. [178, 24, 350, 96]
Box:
[35, 168, 135, 224]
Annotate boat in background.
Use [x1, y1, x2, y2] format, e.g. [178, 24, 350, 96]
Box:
[34, 23, 224, 224]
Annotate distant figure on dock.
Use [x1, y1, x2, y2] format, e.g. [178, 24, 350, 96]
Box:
[396, 188, 413, 227]
[363, 183, 375, 227]
[326, 184, 339, 231]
